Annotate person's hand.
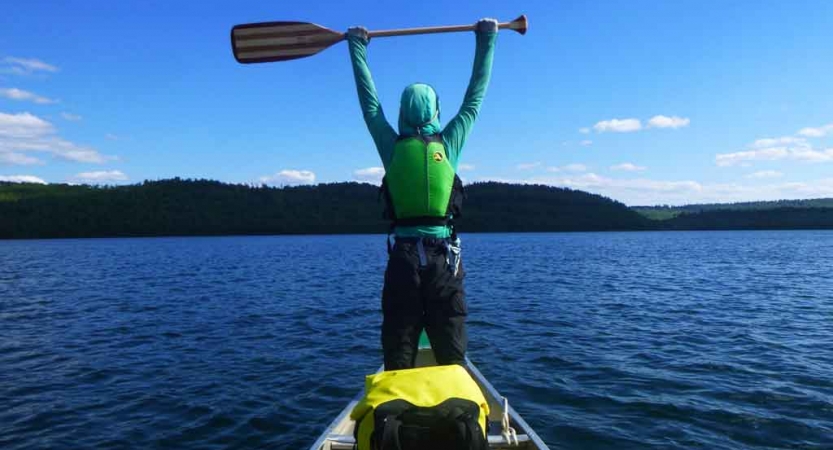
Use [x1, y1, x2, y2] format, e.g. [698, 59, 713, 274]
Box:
[347, 26, 370, 44]
[475, 18, 499, 34]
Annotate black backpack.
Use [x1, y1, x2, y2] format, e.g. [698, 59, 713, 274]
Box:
[358, 398, 489, 450]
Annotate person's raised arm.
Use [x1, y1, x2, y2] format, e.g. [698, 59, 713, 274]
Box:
[441, 19, 498, 167]
[347, 27, 398, 167]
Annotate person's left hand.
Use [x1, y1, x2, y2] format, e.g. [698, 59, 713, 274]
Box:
[475, 18, 499, 34]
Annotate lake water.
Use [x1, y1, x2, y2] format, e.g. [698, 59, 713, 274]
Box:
[1, 231, 831, 449]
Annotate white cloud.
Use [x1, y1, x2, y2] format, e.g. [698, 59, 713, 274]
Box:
[593, 118, 642, 133]
[580, 140, 593, 147]
[611, 163, 647, 172]
[105, 133, 119, 141]
[0, 88, 56, 104]
[797, 123, 833, 138]
[578, 127, 590, 134]
[745, 170, 783, 179]
[353, 166, 385, 184]
[516, 161, 542, 170]
[716, 146, 833, 167]
[0, 111, 53, 138]
[647, 115, 690, 129]
[547, 163, 588, 173]
[0, 112, 109, 164]
[751, 136, 806, 148]
[61, 112, 82, 121]
[2, 57, 58, 75]
[0, 152, 41, 165]
[259, 169, 316, 186]
[71, 170, 128, 183]
[458, 163, 475, 172]
[0, 174, 46, 184]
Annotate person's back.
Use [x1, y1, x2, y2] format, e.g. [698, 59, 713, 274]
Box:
[347, 19, 499, 370]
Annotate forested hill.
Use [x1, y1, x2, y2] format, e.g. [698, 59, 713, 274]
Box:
[633, 198, 833, 220]
[0, 179, 651, 239]
[4, 179, 833, 239]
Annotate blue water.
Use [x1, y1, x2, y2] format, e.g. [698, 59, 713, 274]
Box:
[1, 232, 831, 449]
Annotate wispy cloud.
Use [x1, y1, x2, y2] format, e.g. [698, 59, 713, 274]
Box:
[548, 163, 587, 173]
[0, 112, 110, 164]
[516, 161, 542, 170]
[0, 174, 46, 184]
[105, 133, 119, 141]
[578, 127, 590, 134]
[745, 170, 783, 179]
[717, 124, 833, 167]
[2, 57, 59, 75]
[0, 88, 56, 104]
[259, 169, 316, 186]
[61, 112, 82, 121]
[716, 146, 833, 167]
[647, 115, 690, 129]
[579, 140, 593, 147]
[71, 170, 128, 184]
[593, 118, 642, 133]
[586, 115, 690, 134]
[458, 163, 475, 172]
[751, 136, 806, 148]
[0, 151, 41, 165]
[0, 111, 52, 137]
[353, 166, 385, 184]
[797, 123, 833, 138]
[611, 163, 647, 172]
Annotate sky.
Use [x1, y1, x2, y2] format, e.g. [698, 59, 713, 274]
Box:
[1, 0, 832, 206]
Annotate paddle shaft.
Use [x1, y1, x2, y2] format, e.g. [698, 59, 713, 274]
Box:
[367, 16, 526, 38]
[231, 15, 526, 64]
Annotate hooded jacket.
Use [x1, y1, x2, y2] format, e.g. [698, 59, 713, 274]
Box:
[348, 30, 497, 237]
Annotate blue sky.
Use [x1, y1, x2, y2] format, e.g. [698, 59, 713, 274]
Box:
[1, 0, 832, 205]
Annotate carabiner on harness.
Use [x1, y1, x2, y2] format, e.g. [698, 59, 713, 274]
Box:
[445, 237, 462, 277]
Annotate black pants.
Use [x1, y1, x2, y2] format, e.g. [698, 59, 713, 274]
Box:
[382, 238, 467, 370]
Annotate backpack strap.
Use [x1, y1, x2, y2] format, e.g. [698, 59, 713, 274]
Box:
[380, 415, 404, 450]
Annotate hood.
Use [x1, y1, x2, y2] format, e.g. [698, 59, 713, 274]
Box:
[398, 83, 441, 136]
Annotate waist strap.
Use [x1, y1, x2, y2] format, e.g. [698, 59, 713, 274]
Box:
[393, 216, 450, 227]
[394, 237, 451, 246]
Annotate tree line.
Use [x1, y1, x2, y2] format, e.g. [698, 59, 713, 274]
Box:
[1, 179, 831, 239]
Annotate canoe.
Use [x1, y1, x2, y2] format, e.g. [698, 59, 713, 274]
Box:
[308, 335, 551, 450]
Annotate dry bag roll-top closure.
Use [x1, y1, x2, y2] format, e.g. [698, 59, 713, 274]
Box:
[380, 134, 464, 232]
[351, 365, 490, 450]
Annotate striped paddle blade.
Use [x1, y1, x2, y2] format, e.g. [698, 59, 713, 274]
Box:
[231, 21, 345, 64]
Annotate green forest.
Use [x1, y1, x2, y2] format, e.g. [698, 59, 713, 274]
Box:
[1, 179, 832, 239]
[632, 198, 833, 220]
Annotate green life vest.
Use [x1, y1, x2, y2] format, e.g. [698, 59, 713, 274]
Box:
[381, 134, 464, 229]
[351, 365, 490, 450]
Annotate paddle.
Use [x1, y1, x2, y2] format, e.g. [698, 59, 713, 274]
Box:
[231, 15, 528, 64]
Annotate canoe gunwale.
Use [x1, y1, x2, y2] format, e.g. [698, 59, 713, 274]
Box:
[465, 357, 550, 449]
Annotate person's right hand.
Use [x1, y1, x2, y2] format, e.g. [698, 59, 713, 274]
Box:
[347, 26, 370, 44]
[475, 18, 499, 34]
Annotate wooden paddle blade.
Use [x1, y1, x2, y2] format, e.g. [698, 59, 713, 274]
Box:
[505, 15, 528, 35]
[231, 21, 345, 64]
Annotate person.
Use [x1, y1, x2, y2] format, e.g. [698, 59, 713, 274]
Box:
[347, 18, 498, 370]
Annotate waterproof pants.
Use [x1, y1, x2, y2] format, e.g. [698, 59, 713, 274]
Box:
[382, 238, 467, 370]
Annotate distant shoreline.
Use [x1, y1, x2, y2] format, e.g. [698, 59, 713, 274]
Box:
[3, 228, 833, 243]
[2, 179, 832, 240]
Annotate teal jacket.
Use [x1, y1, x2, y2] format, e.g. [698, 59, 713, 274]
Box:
[348, 30, 497, 238]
